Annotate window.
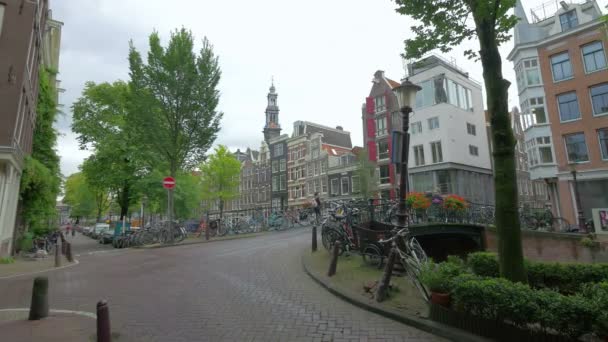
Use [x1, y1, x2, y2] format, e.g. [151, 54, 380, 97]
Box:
[314, 179, 321, 193]
[415, 79, 435, 108]
[331, 178, 339, 195]
[431, 141, 443, 163]
[280, 158, 286, 171]
[341, 177, 349, 195]
[564, 133, 589, 163]
[413, 145, 425, 166]
[411, 121, 422, 135]
[469, 145, 479, 156]
[351, 176, 360, 193]
[272, 160, 279, 173]
[559, 10, 578, 31]
[466, 123, 476, 136]
[379, 165, 390, 184]
[582, 41, 607, 73]
[539, 146, 553, 163]
[557, 92, 581, 122]
[378, 141, 389, 160]
[308, 164, 313, 177]
[551, 52, 573, 81]
[599, 128, 608, 160]
[375, 95, 386, 113]
[280, 174, 286, 190]
[590, 83, 608, 116]
[314, 161, 319, 176]
[311, 140, 320, 158]
[428, 117, 439, 130]
[448, 80, 459, 107]
[321, 161, 326, 174]
[322, 177, 328, 193]
[274, 144, 283, 157]
[272, 177, 278, 191]
[376, 116, 387, 136]
[523, 58, 541, 86]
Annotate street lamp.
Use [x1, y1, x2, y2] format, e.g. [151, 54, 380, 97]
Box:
[569, 164, 586, 232]
[392, 78, 421, 228]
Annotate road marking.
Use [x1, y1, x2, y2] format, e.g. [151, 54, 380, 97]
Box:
[0, 259, 80, 280]
[0, 308, 96, 319]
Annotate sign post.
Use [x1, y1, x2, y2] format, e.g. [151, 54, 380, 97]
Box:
[162, 177, 176, 243]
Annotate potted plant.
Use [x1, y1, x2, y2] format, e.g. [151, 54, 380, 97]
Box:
[420, 261, 453, 307]
[443, 194, 468, 222]
[406, 192, 431, 223]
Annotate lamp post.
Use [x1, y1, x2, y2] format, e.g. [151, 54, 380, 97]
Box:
[392, 78, 421, 228]
[569, 164, 586, 232]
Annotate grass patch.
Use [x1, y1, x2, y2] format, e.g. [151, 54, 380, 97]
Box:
[0, 257, 15, 264]
[306, 250, 428, 317]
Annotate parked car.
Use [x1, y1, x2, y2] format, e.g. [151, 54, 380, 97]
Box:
[82, 226, 92, 236]
[91, 223, 110, 239]
[98, 228, 114, 244]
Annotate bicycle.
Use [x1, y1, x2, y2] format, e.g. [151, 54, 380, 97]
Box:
[321, 202, 360, 254]
[378, 227, 429, 301]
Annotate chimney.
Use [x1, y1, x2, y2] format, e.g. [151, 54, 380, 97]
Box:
[336, 126, 343, 131]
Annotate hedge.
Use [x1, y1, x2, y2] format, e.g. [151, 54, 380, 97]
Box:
[466, 252, 608, 294]
[451, 275, 601, 339]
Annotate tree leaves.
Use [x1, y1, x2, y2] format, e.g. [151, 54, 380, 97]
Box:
[199, 145, 241, 205]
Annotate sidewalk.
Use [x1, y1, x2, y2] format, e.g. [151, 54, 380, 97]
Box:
[0, 255, 75, 279]
[0, 310, 96, 342]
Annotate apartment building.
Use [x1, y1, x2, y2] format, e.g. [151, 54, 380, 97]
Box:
[287, 121, 352, 208]
[0, 0, 61, 256]
[327, 152, 360, 201]
[235, 145, 271, 210]
[362, 59, 494, 204]
[509, 0, 608, 224]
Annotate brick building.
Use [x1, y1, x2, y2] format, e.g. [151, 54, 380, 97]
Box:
[0, 0, 61, 256]
[509, 0, 608, 225]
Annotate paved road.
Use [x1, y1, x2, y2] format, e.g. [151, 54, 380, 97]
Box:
[0, 229, 445, 341]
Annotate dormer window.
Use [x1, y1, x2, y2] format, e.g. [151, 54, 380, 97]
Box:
[559, 10, 578, 32]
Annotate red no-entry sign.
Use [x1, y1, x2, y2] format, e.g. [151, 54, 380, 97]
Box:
[162, 176, 176, 189]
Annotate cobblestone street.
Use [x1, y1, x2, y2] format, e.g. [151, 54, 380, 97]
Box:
[0, 229, 445, 341]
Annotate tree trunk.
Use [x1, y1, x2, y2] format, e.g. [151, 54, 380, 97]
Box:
[477, 19, 527, 283]
[119, 182, 130, 220]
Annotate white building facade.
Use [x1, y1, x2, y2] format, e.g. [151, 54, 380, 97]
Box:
[407, 56, 494, 204]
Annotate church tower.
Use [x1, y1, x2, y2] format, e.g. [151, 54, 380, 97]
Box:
[263, 80, 281, 143]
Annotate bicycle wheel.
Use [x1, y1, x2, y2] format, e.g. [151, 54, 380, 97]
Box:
[402, 257, 430, 301]
[321, 227, 344, 255]
[159, 229, 171, 244]
[361, 244, 384, 269]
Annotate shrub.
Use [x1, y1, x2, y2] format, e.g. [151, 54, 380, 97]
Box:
[452, 275, 598, 338]
[17, 232, 34, 253]
[420, 259, 468, 293]
[0, 257, 15, 264]
[581, 282, 608, 337]
[467, 252, 500, 277]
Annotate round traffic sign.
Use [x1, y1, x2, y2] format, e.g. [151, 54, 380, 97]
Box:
[162, 176, 176, 189]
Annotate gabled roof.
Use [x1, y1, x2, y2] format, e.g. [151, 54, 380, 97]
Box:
[298, 121, 352, 149]
[386, 78, 400, 88]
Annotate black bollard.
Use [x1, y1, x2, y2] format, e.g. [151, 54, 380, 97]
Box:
[375, 247, 397, 302]
[312, 225, 318, 252]
[66, 242, 74, 263]
[96, 300, 111, 342]
[327, 241, 341, 277]
[61, 238, 66, 255]
[54, 243, 61, 267]
[29, 277, 49, 320]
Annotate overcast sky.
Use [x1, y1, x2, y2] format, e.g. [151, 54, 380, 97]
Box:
[52, 0, 607, 177]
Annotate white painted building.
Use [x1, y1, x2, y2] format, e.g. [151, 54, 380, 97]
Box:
[406, 55, 494, 204]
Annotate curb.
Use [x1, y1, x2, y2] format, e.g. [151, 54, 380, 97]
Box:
[301, 253, 489, 342]
[0, 308, 96, 320]
[0, 259, 80, 280]
[137, 226, 311, 250]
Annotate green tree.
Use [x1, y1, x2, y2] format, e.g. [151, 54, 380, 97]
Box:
[19, 67, 61, 237]
[199, 145, 241, 221]
[128, 28, 223, 224]
[72, 81, 140, 220]
[63, 173, 96, 222]
[80, 156, 111, 222]
[355, 149, 378, 200]
[394, 0, 526, 282]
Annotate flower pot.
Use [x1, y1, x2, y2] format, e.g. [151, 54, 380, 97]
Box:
[430, 292, 451, 308]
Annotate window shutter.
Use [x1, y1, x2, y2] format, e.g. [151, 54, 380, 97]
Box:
[367, 141, 377, 161]
[367, 118, 376, 137]
[366, 97, 374, 114]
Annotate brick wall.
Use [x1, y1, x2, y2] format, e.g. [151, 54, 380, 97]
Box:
[484, 228, 608, 263]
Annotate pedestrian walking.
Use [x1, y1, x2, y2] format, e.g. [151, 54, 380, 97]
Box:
[312, 192, 321, 225]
